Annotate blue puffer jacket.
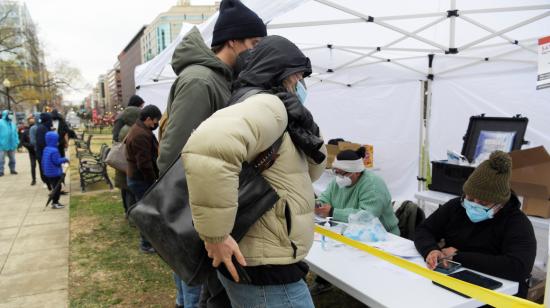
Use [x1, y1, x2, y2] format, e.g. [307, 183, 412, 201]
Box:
[41, 131, 68, 177]
[0, 110, 19, 151]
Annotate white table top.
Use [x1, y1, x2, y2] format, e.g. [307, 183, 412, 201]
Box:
[305, 231, 518, 308]
[414, 190, 550, 230]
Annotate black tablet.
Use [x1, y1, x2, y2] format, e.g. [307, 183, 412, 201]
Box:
[433, 270, 503, 298]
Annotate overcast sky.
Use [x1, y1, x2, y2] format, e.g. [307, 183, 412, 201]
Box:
[23, 0, 215, 103]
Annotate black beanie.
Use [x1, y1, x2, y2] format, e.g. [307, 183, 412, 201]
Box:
[337, 147, 366, 161]
[211, 0, 266, 47]
[128, 95, 144, 107]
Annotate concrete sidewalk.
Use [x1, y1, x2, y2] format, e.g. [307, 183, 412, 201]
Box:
[0, 152, 69, 307]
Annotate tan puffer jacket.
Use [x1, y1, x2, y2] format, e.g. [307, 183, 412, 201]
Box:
[182, 93, 326, 266]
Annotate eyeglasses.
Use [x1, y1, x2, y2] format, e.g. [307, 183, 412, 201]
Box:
[461, 196, 500, 212]
[331, 169, 352, 177]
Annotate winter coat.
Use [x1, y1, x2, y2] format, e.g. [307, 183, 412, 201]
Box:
[157, 26, 233, 174]
[114, 106, 141, 189]
[20, 124, 35, 153]
[35, 113, 53, 158]
[0, 110, 19, 151]
[231, 36, 325, 164]
[125, 120, 159, 182]
[41, 131, 68, 178]
[318, 170, 400, 235]
[182, 94, 326, 266]
[414, 194, 536, 298]
[394, 200, 425, 240]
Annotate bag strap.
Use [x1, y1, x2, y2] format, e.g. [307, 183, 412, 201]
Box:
[251, 134, 285, 173]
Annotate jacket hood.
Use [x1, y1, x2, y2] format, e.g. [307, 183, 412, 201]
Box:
[234, 35, 312, 90]
[45, 131, 59, 147]
[121, 106, 140, 126]
[1, 110, 7, 120]
[171, 27, 232, 81]
[40, 113, 52, 126]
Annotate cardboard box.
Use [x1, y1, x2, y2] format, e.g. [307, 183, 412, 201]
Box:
[325, 141, 374, 169]
[509, 146, 550, 218]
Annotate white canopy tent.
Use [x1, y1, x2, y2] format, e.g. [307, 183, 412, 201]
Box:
[135, 0, 550, 200]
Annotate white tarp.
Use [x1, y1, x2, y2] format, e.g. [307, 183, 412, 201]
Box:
[307, 80, 421, 200]
[135, 0, 550, 200]
[430, 63, 550, 161]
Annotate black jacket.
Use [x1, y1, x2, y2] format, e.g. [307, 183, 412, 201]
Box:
[414, 194, 536, 298]
[231, 35, 325, 164]
[36, 113, 52, 158]
[20, 124, 34, 152]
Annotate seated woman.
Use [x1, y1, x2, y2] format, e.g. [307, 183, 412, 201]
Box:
[414, 151, 536, 298]
[315, 147, 400, 235]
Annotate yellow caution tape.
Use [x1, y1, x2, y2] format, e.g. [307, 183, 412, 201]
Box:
[314, 225, 542, 308]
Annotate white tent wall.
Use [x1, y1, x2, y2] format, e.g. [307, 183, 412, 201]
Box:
[429, 64, 550, 162]
[307, 80, 421, 200]
[133, 0, 550, 201]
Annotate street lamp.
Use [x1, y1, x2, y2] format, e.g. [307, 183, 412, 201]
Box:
[3, 78, 11, 111]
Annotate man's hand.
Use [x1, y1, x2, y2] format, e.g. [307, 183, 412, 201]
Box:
[425, 249, 445, 270]
[204, 235, 247, 282]
[315, 204, 332, 218]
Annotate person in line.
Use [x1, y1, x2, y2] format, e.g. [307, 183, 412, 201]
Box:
[0, 110, 19, 176]
[112, 95, 144, 143]
[156, 0, 266, 306]
[125, 105, 162, 254]
[51, 109, 75, 158]
[414, 151, 536, 298]
[35, 112, 53, 189]
[182, 35, 326, 308]
[20, 114, 38, 185]
[113, 98, 142, 215]
[41, 131, 69, 209]
[312, 147, 399, 295]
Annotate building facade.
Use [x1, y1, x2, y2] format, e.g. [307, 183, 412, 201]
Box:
[118, 26, 146, 107]
[107, 61, 122, 112]
[0, 0, 47, 113]
[141, 0, 219, 62]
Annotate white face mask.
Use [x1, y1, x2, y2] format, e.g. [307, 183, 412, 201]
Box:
[335, 175, 352, 188]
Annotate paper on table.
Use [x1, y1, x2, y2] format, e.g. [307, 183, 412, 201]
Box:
[370, 239, 422, 259]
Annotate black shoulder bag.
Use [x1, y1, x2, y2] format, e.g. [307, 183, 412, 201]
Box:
[127, 136, 284, 286]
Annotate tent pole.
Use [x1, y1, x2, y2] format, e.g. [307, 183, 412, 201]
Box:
[437, 46, 534, 76]
[268, 18, 363, 29]
[334, 46, 442, 53]
[545, 228, 550, 307]
[423, 78, 433, 192]
[460, 4, 550, 15]
[463, 38, 538, 50]
[333, 16, 447, 71]
[418, 80, 427, 192]
[314, 0, 447, 50]
[449, 0, 456, 51]
[459, 15, 537, 54]
[459, 11, 550, 51]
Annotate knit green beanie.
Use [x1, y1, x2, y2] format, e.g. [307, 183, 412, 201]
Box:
[463, 151, 512, 204]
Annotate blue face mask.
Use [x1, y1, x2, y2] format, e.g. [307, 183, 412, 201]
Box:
[462, 199, 496, 223]
[295, 80, 307, 104]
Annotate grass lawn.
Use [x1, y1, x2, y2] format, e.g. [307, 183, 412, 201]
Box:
[68, 132, 366, 307]
[69, 192, 175, 307]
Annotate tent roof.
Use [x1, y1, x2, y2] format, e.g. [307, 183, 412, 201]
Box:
[135, 0, 550, 89]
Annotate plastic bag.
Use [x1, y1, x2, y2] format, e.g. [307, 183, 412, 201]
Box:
[343, 210, 388, 242]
